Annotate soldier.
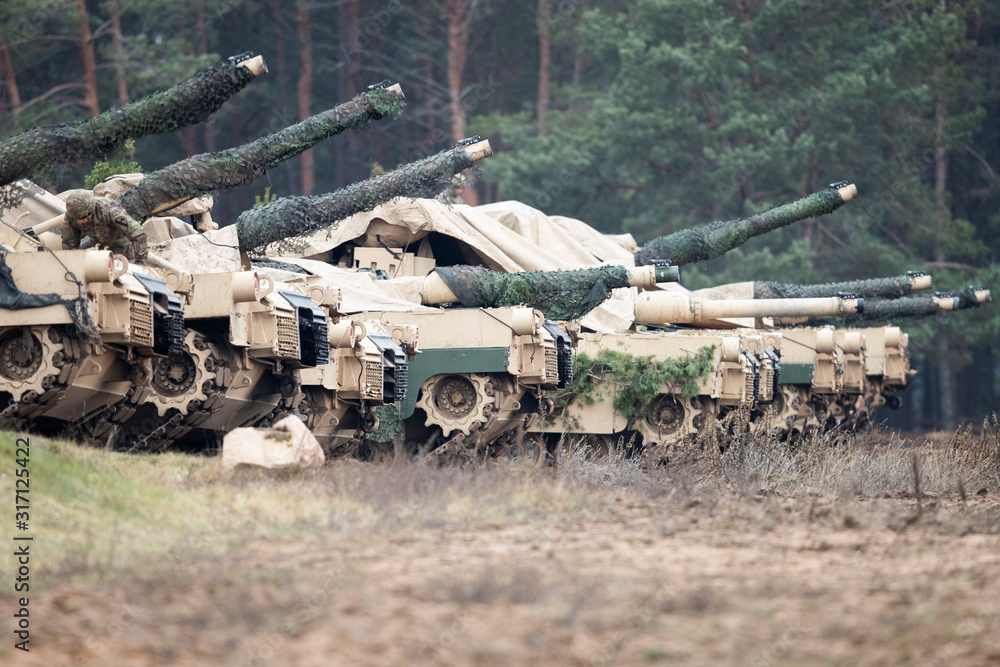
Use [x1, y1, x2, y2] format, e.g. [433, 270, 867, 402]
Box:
[61, 191, 148, 261]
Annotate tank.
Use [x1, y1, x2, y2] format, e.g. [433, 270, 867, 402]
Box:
[351, 307, 572, 461]
[532, 329, 774, 456]
[3, 72, 994, 461]
[0, 88, 492, 452]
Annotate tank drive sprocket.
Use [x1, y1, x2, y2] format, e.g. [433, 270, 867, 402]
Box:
[0, 326, 66, 403]
[416, 373, 496, 436]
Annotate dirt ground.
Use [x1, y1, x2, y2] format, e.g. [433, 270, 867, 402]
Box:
[4, 431, 1000, 666]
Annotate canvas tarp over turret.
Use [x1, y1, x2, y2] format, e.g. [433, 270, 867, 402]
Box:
[283, 197, 661, 331]
[252, 256, 435, 314]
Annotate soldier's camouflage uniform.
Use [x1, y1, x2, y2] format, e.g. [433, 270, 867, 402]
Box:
[62, 194, 148, 261]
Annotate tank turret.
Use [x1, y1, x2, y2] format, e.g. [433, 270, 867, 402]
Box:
[633, 182, 858, 267]
[0, 53, 267, 189]
[236, 139, 494, 254]
[116, 83, 406, 221]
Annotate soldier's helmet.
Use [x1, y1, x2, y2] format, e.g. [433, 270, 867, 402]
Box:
[65, 191, 96, 220]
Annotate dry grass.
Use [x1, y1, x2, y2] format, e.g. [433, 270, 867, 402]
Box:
[5, 419, 1000, 667]
[706, 410, 1000, 498]
[2, 413, 999, 589]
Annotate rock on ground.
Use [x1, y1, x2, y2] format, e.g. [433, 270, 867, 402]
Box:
[221, 414, 325, 470]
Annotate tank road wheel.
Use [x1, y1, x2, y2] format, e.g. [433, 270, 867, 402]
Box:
[0, 326, 65, 403]
[643, 395, 691, 441]
[356, 439, 391, 463]
[493, 432, 547, 467]
[643, 395, 702, 455]
[416, 373, 495, 437]
[146, 331, 215, 416]
[771, 386, 802, 437]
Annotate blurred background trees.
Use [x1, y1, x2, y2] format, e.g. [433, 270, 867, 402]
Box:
[1, 0, 997, 429]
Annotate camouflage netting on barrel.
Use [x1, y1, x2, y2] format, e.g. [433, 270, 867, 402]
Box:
[754, 275, 915, 300]
[0, 59, 260, 191]
[0, 251, 99, 343]
[236, 144, 481, 255]
[117, 87, 406, 221]
[434, 265, 633, 320]
[836, 289, 984, 323]
[635, 187, 848, 267]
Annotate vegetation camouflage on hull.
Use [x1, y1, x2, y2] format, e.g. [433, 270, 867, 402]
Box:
[236, 142, 490, 254]
[754, 274, 927, 300]
[117, 86, 406, 221]
[564, 347, 716, 423]
[434, 265, 635, 320]
[0, 57, 262, 190]
[634, 184, 853, 267]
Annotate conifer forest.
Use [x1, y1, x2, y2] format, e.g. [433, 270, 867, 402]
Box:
[2, 0, 998, 430]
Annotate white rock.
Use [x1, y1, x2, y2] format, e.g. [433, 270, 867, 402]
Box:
[221, 414, 325, 470]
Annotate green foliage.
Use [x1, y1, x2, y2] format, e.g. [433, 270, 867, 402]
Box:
[84, 139, 142, 190]
[563, 346, 715, 426]
[253, 186, 278, 208]
[368, 405, 402, 443]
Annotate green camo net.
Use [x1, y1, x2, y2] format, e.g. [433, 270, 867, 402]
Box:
[236, 143, 480, 255]
[433, 265, 633, 320]
[117, 87, 405, 221]
[0, 58, 260, 195]
[635, 186, 847, 267]
[843, 289, 984, 323]
[754, 275, 916, 300]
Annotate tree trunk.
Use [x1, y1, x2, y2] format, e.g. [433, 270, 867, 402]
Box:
[174, 5, 198, 156]
[74, 0, 101, 117]
[422, 37, 437, 151]
[196, 0, 215, 153]
[536, 0, 551, 135]
[446, 0, 470, 143]
[335, 0, 361, 186]
[445, 0, 476, 204]
[109, 0, 129, 104]
[0, 37, 21, 131]
[270, 0, 298, 196]
[571, 0, 588, 88]
[297, 0, 314, 195]
[934, 96, 957, 431]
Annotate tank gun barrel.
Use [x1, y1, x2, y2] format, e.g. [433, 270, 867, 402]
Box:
[117, 84, 406, 221]
[634, 182, 858, 267]
[753, 271, 931, 299]
[419, 263, 680, 320]
[236, 139, 492, 253]
[0, 54, 267, 187]
[633, 291, 863, 326]
[838, 287, 991, 322]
